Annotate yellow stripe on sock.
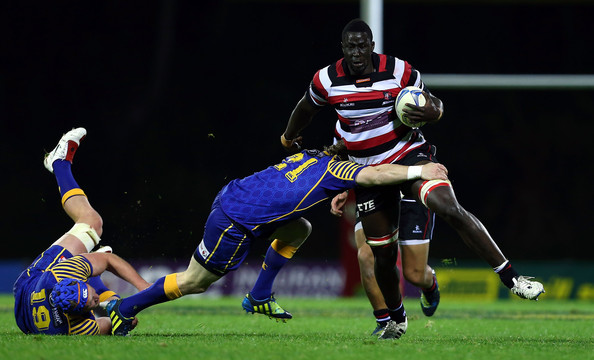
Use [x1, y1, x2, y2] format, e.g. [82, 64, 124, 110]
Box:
[99, 291, 118, 303]
[61, 188, 86, 206]
[164, 274, 183, 300]
[271, 240, 298, 259]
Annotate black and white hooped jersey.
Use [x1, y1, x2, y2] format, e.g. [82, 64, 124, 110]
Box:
[307, 53, 430, 166]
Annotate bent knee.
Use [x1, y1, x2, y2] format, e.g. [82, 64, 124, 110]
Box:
[402, 268, 425, 286]
[79, 209, 104, 237]
[357, 245, 374, 266]
[299, 218, 313, 239]
[357, 246, 375, 278]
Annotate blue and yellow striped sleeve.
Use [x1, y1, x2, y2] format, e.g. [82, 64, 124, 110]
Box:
[51, 255, 93, 282]
[328, 159, 366, 181]
[69, 316, 100, 335]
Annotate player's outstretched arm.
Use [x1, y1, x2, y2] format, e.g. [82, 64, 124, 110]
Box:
[281, 95, 320, 153]
[355, 163, 448, 187]
[82, 252, 150, 292]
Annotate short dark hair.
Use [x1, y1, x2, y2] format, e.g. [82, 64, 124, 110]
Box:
[342, 18, 373, 42]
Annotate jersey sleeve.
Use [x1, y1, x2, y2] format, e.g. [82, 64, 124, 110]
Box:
[51, 255, 93, 282]
[68, 314, 100, 335]
[326, 158, 367, 189]
[403, 61, 432, 96]
[306, 68, 329, 108]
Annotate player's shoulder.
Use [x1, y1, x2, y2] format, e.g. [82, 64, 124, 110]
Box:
[51, 255, 93, 281]
[380, 53, 410, 71]
[327, 157, 367, 180]
[382, 52, 405, 63]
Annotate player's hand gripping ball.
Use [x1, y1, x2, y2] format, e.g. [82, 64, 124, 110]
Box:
[395, 86, 427, 128]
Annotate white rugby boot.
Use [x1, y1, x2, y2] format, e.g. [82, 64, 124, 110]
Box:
[511, 276, 545, 300]
[378, 318, 408, 340]
[43, 127, 87, 173]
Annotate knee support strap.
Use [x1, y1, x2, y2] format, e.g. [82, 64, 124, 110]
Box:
[66, 223, 101, 252]
[418, 179, 452, 208]
[365, 228, 399, 247]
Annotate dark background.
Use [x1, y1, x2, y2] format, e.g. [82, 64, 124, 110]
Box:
[2, 1, 593, 263]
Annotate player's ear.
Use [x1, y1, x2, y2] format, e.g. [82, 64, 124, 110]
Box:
[371, 41, 375, 51]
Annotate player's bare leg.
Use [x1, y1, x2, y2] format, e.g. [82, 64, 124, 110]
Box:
[400, 242, 440, 316]
[355, 228, 390, 334]
[413, 180, 544, 300]
[108, 256, 222, 336]
[361, 210, 407, 339]
[44, 127, 103, 256]
[53, 196, 103, 255]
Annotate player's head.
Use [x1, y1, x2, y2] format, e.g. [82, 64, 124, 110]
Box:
[342, 18, 373, 42]
[341, 19, 375, 75]
[50, 279, 91, 314]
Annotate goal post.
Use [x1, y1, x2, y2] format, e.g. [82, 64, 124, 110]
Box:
[422, 74, 594, 90]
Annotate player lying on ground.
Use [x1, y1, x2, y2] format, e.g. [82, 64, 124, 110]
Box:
[13, 128, 150, 335]
[104, 139, 448, 337]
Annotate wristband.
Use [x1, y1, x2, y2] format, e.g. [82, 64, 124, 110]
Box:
[280, 133, 293, 148]
[407, 166, 423, 180]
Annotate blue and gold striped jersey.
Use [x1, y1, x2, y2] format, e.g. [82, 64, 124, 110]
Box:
[219, 150, 366, 237]
[13, 249, 100, 335]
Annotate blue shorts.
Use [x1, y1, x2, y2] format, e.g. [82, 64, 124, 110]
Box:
[13, 245, 73, 295]
[193, 194, 253, 276]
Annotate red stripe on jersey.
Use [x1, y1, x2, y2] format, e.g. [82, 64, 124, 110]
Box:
[336, 113, 349, 125]
[392, 123, 412, 138]
[327, 91, 384, 105]
[336, 59, 345, 77]
[401, 61, 412, 87]
[312, 70, 328, 99]
[347, 131, 398, 151]
[380, 132, 420, 164]
[379, 54, 387, 72]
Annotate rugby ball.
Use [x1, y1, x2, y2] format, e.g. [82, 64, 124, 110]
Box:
[395, 86, 426, 128]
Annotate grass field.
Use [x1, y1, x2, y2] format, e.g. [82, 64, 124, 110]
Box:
[0, 294, 592, 360]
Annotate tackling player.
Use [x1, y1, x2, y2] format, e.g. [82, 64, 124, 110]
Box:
[105, 140, 448, 339]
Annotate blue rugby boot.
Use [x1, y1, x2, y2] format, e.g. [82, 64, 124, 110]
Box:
[106, 299, 134, 336]
[420, 270, 440, 317]
[242, 293, 292, 322]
